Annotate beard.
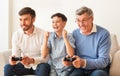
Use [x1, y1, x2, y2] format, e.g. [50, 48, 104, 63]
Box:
[21, 24, 33, 31]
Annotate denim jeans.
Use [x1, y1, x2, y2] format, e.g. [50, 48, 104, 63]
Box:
[69, 68, 109, 76]
[60, 66, 74, 76]
[4, 63, 50, 76]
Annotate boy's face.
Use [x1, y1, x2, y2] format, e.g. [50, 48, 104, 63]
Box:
[52, 16, 66, 33]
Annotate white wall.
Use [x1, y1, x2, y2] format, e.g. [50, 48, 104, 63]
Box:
[10, 0, 120, 47]
[0, 0, 9, 51]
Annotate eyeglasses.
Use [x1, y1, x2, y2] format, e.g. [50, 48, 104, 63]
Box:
[75, 16, 92, 24]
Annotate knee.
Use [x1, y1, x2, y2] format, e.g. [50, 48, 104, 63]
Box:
[4, 64, 13, 70]
[36, 63, 50, 71]
[37, 63, 50, 69]
[91, 70, 108, 76]
[36, 63, 50, 75]
[4, 64, 14, 73]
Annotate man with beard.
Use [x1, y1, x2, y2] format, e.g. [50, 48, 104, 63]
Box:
[4, 7, 50, 76]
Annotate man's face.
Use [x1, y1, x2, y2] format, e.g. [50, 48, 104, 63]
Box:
[52, 16, 66, 33]
[75, 13, 93, 34]
[19, 14, 35, 31]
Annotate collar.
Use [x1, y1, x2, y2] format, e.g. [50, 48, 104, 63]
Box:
[53, 32, 63, 39]
[90, 24, 97, 33]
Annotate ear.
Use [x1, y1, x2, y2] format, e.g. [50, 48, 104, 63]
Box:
[63, 21, 66, 27]
[32, 17, 36, 23]
[91, 16, 94, 22]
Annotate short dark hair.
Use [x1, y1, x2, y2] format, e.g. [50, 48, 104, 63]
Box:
[18, 7, 36, 18]
[51, 13, 67, 22]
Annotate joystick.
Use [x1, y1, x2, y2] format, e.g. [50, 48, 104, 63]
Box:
[63, 57, 76, 62]
[12, 57, 22, 61]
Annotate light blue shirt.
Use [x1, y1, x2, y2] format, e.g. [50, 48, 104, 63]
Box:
[47, 32, 75, 71]
[73, 24, 111, 69]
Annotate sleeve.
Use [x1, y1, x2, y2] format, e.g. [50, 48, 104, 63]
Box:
[24, 55, 49, 69]
[86, 31, 111, 69]
[67, 33, 76, 49]
[33, 55, 49, 64]
[12, 32, 21, 57]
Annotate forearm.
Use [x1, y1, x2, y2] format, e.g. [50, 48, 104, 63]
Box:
[41, 39, 49, 58]
[33, 56, 49, 65]
[85, 57, 110, 69]
[64, 37, 74, 57]
[23, 56, 49, 68]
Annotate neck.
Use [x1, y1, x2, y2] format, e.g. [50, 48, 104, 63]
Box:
[56, 32, 62, 38]
[24, 25, 34, 35]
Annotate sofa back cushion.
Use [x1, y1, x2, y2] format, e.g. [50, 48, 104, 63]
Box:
[110, 34, 119, 57]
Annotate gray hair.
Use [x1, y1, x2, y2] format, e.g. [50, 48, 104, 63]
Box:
[76, 6, 94, 17]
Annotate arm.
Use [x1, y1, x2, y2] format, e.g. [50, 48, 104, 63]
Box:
[62, 29, 75, 57]
[9, 32, 21, 65]
[41, 32, 50, 58]
[72, 29, 111, 69]
[62, 30, 75, 66]
[86, 32, 111, 69]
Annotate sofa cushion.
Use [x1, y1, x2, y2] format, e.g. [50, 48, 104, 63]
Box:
[110, 34, 119, 57]
[109, 50, 120, 76]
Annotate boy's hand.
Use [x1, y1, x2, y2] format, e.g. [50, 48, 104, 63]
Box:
[62, 29, 67, 39]
[44, 32, 50, 40]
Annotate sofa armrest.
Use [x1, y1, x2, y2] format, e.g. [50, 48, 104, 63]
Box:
[110, 34, 120, 57]
[109, 50, 120, 76]
[0, 49, 12, 75]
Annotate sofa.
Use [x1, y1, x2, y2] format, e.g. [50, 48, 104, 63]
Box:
[0, 34, 120, 76]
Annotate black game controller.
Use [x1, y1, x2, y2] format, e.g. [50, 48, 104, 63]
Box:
[12, 57, 22, 61]
[63, 57, 76, 62]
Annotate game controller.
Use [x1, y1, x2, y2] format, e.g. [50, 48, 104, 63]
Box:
[63, 57, 76, 62]
[12, 57, 22, 61]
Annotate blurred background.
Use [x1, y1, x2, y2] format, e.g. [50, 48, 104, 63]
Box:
[1, 0, 120, 51]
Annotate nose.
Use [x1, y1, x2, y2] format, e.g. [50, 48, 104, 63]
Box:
[77, 21, 84, 27]
[21, 20, 25, 25]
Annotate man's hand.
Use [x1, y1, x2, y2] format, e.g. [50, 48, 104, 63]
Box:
[72, 55, 86, 68]
[21, 56, 34, 66]
[72, 55, 81, 68]
[9, 56, 17, 65]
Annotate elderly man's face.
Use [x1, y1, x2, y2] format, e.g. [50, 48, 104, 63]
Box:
[76, 13, 93, 35]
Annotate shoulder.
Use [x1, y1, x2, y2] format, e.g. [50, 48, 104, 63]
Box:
[67, 32, 73, 38]
[95, 25, 110, 41]
[73, 28, 79, 33]
[13, 29, 23, 36]
[49, 32, 55, 38]
[12, 29, 23, 41]
[72, 28, 80, 35]
[35, 26, 45, 34]
[96, 25, 110, 36]
[72, 28, 81, 37]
